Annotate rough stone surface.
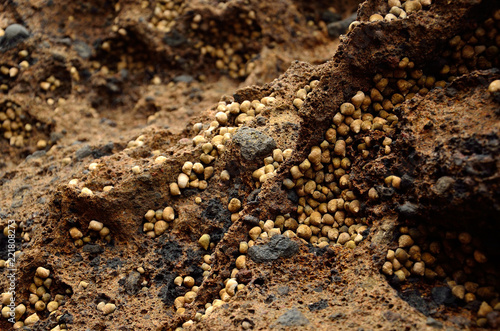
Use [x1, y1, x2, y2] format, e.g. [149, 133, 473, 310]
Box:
[248, 235, 299, 263]
[327, 13, 356, 38]
[0, 0, 497, 330]
[1, 24, 29, 50]
[274, 308, 310, 327]
[124, 271, 142, 295]
[232, 127, 276, 161]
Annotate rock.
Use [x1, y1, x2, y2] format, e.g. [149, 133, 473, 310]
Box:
[11, 199, 23, 208]
[322, 11, 342, 24]
[242, 215, 260, 226]
[173, 75, 194, 83]
[232, 127, 276, 161]
[433, 176, 455, 196]
[26, 151, 46, 161]
[124, 271, 141, 295]
[400, 290, 435, 316]
[327, 13, 356, 38]
[82, 244, 104, 254]
[248, 235, 299, 263]
[275, 308, 309, 327]
[308, 299, 328, 311]
[277, 286, 290, 296]
[486, 311, 500, 329]
[328, 312, 345, 320]
[431, 286, 455, 305]
[478, 301, 493, 317]
[426, 317, 443, 328]
[397, 202, 419, 218]
[163, 29, 186, 46]
[75, 144, 93, 160]
[73, 40, 93, 59]
[1, 24, 30, 50]
[383, 311, 401, 321]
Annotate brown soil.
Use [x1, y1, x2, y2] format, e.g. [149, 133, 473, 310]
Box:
[0, 0, 499, 330]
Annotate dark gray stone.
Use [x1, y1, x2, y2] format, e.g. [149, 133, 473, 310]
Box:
[432, 287, 455, 305]
[26, 151, 46, 161]
[10, 199, 23, 209]
[426, 317, 443, 329]
[400, 289, 436, 316]
[275, 308, 309, 327]
[487, 311, 500, 329]
[124, 271, 142, 295]
[248, 235, 299, 263]
[50, 132, 64, 144]
[163, 30, 186, 47]
[75, 144, 92, 160]
[433, 176, 455, 196]
[308, 299, 328, 311]
[322, 11, 342, 24]
[327, 13, 356, 38]
[73, 40, 92, 59]
[397, 202, 419, 218]
[1, 24, 30, 50]
[328, 312, 345, 320]
[277, 286, 290, 296]
[82, 244, 104, 254]
[383, 311, 401, 321]
[232, 127, 276, 161]
[173, 75, 194, 83]
[242, 215, 260, 226]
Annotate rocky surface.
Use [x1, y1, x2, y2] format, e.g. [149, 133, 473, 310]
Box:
[0, 0, 499, 330]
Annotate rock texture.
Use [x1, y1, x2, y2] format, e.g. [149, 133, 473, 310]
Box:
[0, 0, 498, 330]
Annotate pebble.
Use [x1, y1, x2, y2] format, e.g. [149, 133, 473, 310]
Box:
[478, 301, 493, 317]
[80, 187, 93, 197]
[337, 232, 350, 245]
[236, 255, 246, 269]
[369, 14, 384, 22]
[102, 303, 116, 315]
[395, 248, 409, 262]
[24, 313, 39, 325]
[154, 221, 168, 236]
[296, 224, 312, 240]
[169, 183, 181, 196]
[154, 156, 167, 164]
[275, 308, 310, 327]
[489, 80, 500, 92]
[35, 267, 50, 278]
[473, 250, 487, 263]
[220, 170, 230, 181]
[1, 24, 30, 49]
[411, 261, 425, 276]
[451, 285, 465, 300]
[184, 276, 195, 287]
[198, 234, 210, 250]
[232, 127, 276, 161]
[162, 207, 175, 221]
[398, 234, 414, 248]
[242, 321, 252, 330]
[404, 0, 422, 13]
[177, 173, 189, 188]
[382, 261, 393, 275]
[228, 198, 242, 213]
[88, 220, 104, 232]
[249, 227, 262, 240]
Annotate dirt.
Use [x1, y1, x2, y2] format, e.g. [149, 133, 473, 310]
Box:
[0, 0, 499, 330]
